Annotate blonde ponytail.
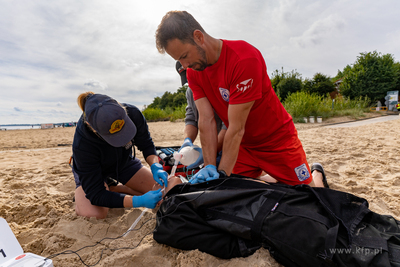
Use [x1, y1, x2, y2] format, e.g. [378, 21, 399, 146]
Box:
[77, 91, 95, 112]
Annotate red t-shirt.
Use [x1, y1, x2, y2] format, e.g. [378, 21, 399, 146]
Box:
[188, 40, 295, 148]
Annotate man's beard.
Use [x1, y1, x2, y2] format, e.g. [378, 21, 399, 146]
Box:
[189, 44, 208, 71]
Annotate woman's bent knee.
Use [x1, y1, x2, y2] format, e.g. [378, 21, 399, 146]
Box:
[74, 186, 109, 219]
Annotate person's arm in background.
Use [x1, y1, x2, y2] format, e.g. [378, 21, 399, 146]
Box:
[183, 87, 199, 142]
[218, 101, 254, 175]
[178, 87, 204, 169]
[176, 61, 200, 143]
[184, 124, 198, 143]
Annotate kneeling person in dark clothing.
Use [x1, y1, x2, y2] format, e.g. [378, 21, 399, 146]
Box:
[72, 92, 168, 219]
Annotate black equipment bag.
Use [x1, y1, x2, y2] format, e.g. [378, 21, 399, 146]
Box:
[153, 178, 400, 267]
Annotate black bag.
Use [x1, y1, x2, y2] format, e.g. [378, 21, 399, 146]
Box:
[153, 178, 400, 267]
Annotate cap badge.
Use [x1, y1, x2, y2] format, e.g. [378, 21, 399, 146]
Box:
[109, 119, 125, 134]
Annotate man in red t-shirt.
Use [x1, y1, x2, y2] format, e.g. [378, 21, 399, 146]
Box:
[155, 11, 327, 188]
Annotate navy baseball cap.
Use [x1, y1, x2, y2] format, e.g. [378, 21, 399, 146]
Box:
[175, 61, 188, 86]
[84, 94, 137, 147]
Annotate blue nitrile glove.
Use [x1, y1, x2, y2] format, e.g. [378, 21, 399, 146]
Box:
[187, 146, 204, 169]
[179, 137, 193, 152]
[150, 163, 168, 187]
[132, 189, 162, 209]
[189, 164, 219, 184]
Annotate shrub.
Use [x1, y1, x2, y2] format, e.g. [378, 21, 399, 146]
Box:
[283, 92, 370, 122]
[170, 104, 186, 122]
[142, 108, 168, 121]
[283, 91, 330, 120]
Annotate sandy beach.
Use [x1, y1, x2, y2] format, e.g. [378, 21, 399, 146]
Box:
[1, 115, 399, 267]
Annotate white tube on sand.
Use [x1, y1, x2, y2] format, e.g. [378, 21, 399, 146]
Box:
[170, 152, 183, 177]
[123, 208, 149, 237]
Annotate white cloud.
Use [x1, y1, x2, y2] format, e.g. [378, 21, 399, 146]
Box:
[290, 15, 346, 48]
[84, 79, 109, 91]
[0, 0, 400, 124]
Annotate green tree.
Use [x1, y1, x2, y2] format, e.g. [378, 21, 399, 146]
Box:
[303, 73, 335, 96]
[276, 70, 303, 101]
[270, 67, 286, 94]
[146, 84, 188, 111]
[340, 51, 398, 102]
[334, 64, 352, 81]
[177, 84, 188, 95]
[148, 96, 161, 109]
[394, 62, 400, 92]
[173, 92, 187, 107]
[159, 91, 174, 109]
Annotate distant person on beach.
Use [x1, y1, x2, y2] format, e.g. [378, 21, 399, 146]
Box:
[176, 61, 227, 169]
[72, 92, 170, 219]
[156, 11, 328, 187]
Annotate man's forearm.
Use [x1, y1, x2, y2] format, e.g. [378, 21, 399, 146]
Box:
[198, 117, 218, 166]
[219, 101, 254, 175]
[218, 127, 244, 175]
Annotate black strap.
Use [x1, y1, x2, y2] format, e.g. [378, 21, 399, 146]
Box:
[323, 223, 339, 259]
[205, 208, 253, 229]
[250, 190, 286, 243]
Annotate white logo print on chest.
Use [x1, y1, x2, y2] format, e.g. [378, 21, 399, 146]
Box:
[236, 78, 253, 93]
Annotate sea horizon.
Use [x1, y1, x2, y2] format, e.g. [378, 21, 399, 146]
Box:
[0, 123, 41, 127]
[0, 122, 76, 130]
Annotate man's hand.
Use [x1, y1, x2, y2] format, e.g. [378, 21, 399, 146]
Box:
[189, 164, 219, 184]
[150, 163, 168, 187]
[132, 189, 162, 209]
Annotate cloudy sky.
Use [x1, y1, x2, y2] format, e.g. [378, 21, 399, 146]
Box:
[1, 0, 399, 125]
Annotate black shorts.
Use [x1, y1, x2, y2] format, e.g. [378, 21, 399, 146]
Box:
[73, 157, 143, 188]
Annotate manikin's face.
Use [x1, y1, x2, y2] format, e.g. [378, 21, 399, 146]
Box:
[165, 38, 208, 71]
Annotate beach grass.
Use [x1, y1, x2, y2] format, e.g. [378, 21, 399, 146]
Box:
[283, 92, 371, 122]
[170, 104, 186, 122]
[143, 104, 186, 122]
[142, 107, 169, 121]
[142, 92, 371, 123]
